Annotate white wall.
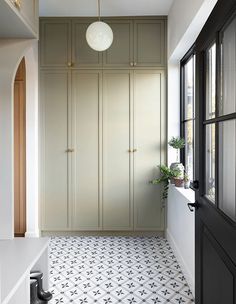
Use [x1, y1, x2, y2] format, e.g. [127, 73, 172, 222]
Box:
[167, 186, 195, 292]
[0, 39, 38, 239]
[167, 0, 218, 295]
[25, 42, 39, 238]
[168, 0, 218, 61]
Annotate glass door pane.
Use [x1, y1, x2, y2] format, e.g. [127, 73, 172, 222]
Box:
[205, 124, 216, 202]
[184, 57, 194, 120]
[206, 43, 216, 119]
[185, 120, 194, 180]
[218, 120, 236, 221]
[220, 16, 236, 116]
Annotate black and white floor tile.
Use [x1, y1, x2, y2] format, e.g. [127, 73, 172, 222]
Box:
[49, 236, 195, 304]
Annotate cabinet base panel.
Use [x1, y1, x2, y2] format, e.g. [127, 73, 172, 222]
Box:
[41, 230, 164, 237]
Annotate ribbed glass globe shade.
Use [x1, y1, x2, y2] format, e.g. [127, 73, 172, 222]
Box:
[86, 21, 113, 51]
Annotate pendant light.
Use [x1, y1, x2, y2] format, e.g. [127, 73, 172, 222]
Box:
[86, 0, 113, 52]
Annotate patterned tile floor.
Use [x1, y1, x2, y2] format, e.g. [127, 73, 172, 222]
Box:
[49, 236, 195, 304]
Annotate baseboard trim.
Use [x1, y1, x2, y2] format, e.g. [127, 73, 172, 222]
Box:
[25, 230, 40, 238]
[41, 230, 165, 237]
[166, 228, 195, 295]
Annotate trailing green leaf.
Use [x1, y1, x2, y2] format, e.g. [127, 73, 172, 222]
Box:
[151, 165, 181, 204]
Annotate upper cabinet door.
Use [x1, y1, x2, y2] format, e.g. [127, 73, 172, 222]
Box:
[134, 20, 166, 67]
[72, 20, 102, 68]
[103, 20, 133, 67]
[40, 19, 71, 67]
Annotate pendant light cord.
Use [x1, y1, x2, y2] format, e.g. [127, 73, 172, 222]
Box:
[98, 0, 101, 21]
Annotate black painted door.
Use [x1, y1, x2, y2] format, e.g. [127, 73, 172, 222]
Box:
[194, 1, 236, 303]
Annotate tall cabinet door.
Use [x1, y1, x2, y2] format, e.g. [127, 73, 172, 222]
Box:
[102, 71, 133, 230]
[134, 70, 165, 230]
[40, 70, 71, 230]
[72, 71, 101, 230]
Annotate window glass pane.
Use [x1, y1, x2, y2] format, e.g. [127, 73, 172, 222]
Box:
[206, 43, 216, 119]
[220, 17, 236, 116]
[184, 120, 194, 180]
[205, 124, 215, 202]
[218, 120, 236, 221]
[184, 57, 194, 120]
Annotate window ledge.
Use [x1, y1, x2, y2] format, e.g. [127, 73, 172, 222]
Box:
[169, 183, 195, 203]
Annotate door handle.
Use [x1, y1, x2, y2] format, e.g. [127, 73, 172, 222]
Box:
[188, 202, 199, 212]
[190, 180, 199, 190]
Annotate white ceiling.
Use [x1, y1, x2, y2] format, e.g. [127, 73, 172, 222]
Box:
[39, 0, 174, 17]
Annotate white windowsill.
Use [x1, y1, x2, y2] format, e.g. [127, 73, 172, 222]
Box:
[169, 183, 195, 203]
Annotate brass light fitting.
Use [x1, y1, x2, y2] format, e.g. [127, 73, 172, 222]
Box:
[14, 0, 21, 9]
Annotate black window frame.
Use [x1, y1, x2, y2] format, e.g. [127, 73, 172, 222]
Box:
[180, 45, 196, 181]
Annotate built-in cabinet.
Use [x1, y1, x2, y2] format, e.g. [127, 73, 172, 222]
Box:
[40, 17, 166, 68]
[40, 17, 166, 232]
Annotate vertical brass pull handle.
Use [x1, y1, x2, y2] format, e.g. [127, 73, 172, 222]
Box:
[66, 149, 74, 153]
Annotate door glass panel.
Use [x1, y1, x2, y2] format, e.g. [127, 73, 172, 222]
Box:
[205, 124, 215, 202]
[218, 120, 236, 221]
[185, 120, 194, 180]
[220, 17, 236, 116]
[184, 57, 194, 120]
[206, 44, 216, 119]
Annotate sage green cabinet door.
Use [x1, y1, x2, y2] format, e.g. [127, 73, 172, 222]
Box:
[134, 20, 166, 67]
[102, 71, 133, 230]
[40, 19, 71, 67]
[103, 20, 133, 67]
[72, 71, 101, 229]
[72, 20, 102, 67]
[40, 70, 70, 230]
[134, 70, 165, 230]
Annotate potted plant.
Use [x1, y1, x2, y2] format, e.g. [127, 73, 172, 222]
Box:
[168, 136, 185, 182]
[151, 165, 181, 203]
[174, 176, 184, 187]
[184, 172, 190, 189]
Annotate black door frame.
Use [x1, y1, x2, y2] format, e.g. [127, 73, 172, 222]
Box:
[195, 0, 236, 303]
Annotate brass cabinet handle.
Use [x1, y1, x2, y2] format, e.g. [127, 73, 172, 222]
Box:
[128, 149, 132, 153]
[66, 148, 74, 153]
[134, 62, 137, 66]
[67, 62, 73, 67]
[130, 62, 134, 67]
[133, 149, 138, 152]
[14, 0, 21, 9]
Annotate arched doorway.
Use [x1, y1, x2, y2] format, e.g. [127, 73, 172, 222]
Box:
[14, 57, 26, 237]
